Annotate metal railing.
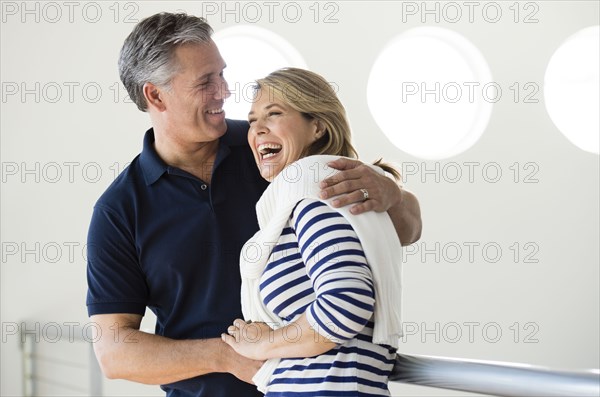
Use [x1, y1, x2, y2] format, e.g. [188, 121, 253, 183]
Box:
[390, 353, 600, 397]
[19, 323, 102, 396]
[18, 322, 600, 397]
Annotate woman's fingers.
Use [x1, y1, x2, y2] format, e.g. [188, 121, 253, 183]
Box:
[221, 332, 235, 346]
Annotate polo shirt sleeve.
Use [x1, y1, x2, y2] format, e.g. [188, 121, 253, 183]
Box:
[86, 203, 147, 316]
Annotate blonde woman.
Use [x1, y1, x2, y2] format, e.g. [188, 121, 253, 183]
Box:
[222, 68, 415, 396]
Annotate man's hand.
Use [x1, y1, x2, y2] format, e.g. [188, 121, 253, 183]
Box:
[218, 336, 264, 384]
[320, 157, 400, 215]
[321, 157, 422, 246]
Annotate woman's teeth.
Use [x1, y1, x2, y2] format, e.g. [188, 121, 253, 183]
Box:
[258, 143, 282, 159]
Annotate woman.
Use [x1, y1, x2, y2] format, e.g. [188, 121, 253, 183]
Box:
[221, 68, 403, 396]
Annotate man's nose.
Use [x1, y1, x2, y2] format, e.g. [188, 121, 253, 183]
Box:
[216, 78, 231, 100]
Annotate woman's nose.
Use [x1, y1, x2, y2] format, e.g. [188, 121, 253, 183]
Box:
[251, 119, 268, 135]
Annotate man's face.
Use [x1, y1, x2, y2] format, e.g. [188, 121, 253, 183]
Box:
[160, 40, 231, 144]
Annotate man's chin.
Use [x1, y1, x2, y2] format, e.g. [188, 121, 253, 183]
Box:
[209, 121, 228, 137]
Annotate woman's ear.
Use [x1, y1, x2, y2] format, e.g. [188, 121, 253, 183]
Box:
[143, 82, 166, 112]
[314, 119, 326, 140]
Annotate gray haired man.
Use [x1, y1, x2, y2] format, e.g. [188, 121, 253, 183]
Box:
[86, 12, 421, 397]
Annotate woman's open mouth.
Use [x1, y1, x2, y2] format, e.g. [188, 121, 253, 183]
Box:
[257, 143, 282, 160]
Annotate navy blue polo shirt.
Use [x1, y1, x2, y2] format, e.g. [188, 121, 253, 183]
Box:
[86, 119, 268, 397]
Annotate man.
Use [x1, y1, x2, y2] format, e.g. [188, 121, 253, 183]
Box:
[87, 12, 421, 397]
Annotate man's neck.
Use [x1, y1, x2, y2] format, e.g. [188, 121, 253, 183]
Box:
[153, 130, 220, 184]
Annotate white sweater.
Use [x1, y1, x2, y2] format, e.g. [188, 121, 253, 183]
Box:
[239, 155, 403, 391]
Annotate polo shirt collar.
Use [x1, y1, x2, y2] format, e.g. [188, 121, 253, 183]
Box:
[139, 128, 232, 186]
[139, 128, 167, 186]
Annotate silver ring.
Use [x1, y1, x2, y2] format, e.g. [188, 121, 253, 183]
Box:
[360, 188, 369, 201]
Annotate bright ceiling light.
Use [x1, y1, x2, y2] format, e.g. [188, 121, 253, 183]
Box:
[544, 26, 599, 155]
[367, 27, 493, 160]
[213, 25, 307, 121]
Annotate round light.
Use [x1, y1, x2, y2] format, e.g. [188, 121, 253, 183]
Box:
[213, 25, 307, 121]
[367, 27, 493, 160]
[544, 26, 599, 155]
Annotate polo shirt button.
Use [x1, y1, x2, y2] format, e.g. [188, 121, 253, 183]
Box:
[201, 184, 207, 190]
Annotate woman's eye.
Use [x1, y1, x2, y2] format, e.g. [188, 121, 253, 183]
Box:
[248, 118, 256, 125]
[268, 111, 281, 117]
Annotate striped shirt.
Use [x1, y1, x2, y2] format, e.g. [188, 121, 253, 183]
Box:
[259, 199, 396, 396]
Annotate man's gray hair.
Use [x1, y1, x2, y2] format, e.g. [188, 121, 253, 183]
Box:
[119, 12, 213, 112]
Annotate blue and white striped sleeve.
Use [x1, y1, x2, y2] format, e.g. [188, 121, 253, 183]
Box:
[291, 198, 375, 343]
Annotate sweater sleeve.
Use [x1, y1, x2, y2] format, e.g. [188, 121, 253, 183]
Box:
[291, 199, 375, 343]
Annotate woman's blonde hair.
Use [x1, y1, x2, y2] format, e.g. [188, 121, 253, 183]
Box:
[253, 67, 400, 179]
[253, 67, 357, 159]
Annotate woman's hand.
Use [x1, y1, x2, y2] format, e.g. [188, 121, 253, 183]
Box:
[221, 319, 273, 361]
[222, 315, 337, 360]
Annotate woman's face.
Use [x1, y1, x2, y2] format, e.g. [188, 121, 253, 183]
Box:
[248, 89, 322, 182]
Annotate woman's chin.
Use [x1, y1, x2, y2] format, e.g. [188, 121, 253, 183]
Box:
[260, 168, 276, 182]
[259, 162, 283, 182]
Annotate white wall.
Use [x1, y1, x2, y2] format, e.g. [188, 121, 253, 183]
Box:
[1, 1, 598, 396]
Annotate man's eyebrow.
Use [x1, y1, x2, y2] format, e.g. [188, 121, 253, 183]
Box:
[194, 65, 226, 83]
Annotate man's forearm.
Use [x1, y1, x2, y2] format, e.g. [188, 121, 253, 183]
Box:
[388, 188, 422, 246]
[94, 328, 229, 384]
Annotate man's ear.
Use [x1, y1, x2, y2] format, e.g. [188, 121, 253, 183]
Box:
[143, 82, 167, 112]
